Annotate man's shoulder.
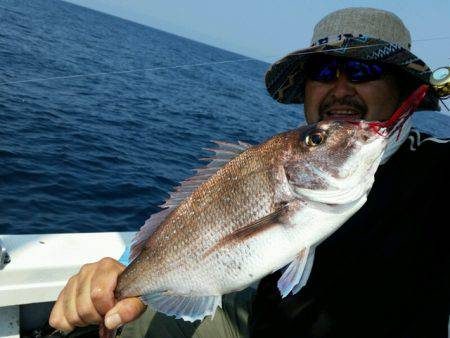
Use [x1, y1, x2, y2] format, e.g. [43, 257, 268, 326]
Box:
[402, 129, 450, 165]
[387, 129, 450, 190]
[380, 129, 450, 189]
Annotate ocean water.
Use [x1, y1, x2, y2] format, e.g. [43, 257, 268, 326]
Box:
[0, 0, 449, 234]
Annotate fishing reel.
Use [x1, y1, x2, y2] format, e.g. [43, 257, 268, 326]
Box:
[430, 66, 450, 99]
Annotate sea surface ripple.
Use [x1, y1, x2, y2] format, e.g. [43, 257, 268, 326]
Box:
[0, 0, 449, 234]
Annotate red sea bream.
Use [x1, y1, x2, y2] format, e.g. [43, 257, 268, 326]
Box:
[113, 119, 392, 322]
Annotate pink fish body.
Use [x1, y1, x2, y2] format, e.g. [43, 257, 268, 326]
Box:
[115, 120, 388, 321]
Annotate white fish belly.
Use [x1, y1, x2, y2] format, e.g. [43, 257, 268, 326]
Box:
[200, 227, 300, 295]
[150, 228, 296, 296]
[153, 195, 367, 296]
[287, 195, 367, 247]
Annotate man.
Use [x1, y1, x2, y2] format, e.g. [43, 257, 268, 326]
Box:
[49, 8, 449, 338]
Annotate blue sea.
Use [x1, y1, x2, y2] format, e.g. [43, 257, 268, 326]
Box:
[1, 0, 449, 234]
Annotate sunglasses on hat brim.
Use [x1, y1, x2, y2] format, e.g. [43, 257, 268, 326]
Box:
[305, 56, 386, 83]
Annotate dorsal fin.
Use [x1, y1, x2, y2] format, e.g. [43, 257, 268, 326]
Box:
[129, 140, 253, 262]
[129, 207, 173, 262]
[158, 140, 252, 209]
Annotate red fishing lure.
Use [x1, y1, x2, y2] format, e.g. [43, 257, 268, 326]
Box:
[352, 85, 429, 139]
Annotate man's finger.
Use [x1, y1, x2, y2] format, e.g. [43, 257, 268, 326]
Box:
[103, 297, 146, 330]
[90, 258, 126, 315]
[49, 291, 75, 332]
[63, 276, 88, 327]
[75, 274, 103, 324]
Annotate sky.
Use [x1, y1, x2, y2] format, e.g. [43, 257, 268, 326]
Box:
[63, 0, 450, 71]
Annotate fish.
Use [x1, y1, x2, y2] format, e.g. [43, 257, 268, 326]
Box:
[113, 84, 429, 323]
[113, 119, 389, 322]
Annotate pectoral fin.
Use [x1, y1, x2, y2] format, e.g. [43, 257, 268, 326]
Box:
[203, 204, 289, 259]
[277, 245, 316, 298]
[223, 203, 289, 242]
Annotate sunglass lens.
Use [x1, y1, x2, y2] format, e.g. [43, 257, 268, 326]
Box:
[307, 58, 385, 83]
[346, 61, 384, 82]
[307, 59, 338, 81]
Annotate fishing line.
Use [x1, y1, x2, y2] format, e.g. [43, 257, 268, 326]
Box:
[413, 36, 450, 42]
[0, 44, 390, 86]
[1, 37, 449, 86]
[0, 58, 255, 85]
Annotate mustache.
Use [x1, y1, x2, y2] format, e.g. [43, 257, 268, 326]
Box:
[319, 97, 368, 115]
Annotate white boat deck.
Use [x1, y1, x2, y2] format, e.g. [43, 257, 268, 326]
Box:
[1, 232, 449, 337]
[0, 232, 134, 337]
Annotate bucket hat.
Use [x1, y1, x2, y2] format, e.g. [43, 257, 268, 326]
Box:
[265, 7, 439, 111]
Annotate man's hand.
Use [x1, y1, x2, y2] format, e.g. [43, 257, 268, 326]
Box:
[49, 257, 146, 332]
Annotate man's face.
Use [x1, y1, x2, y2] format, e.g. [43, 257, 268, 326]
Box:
[304, 63, 401, 124]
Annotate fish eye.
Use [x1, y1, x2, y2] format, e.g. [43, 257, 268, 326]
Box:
[304, 129, 326, 147]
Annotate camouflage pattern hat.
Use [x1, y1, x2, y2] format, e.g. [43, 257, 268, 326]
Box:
[265, 7, 440, 111]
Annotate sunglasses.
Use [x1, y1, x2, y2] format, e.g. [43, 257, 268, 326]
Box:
[306, 57, 386, 83]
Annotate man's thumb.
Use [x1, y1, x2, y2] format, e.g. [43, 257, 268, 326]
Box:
[104, 297, 146, 329]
